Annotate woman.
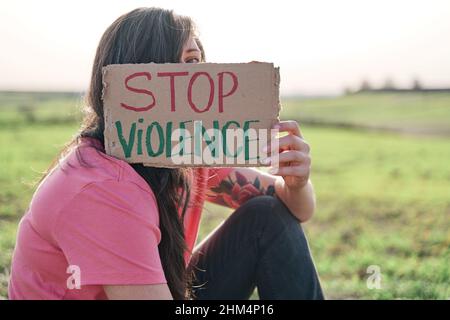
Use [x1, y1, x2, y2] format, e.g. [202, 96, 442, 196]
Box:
[8, 7, 323, 300]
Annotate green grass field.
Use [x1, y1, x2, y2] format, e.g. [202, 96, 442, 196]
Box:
[283, 93, 450, 136]
[0, 92, 449, 299]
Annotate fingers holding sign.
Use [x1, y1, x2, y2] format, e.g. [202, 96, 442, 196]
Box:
[263, 120, 312, 189]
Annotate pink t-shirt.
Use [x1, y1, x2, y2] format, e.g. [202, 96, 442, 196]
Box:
[8, 137, 232, 300]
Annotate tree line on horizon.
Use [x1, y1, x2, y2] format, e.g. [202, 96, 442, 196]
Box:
[344, 78, 450, 95]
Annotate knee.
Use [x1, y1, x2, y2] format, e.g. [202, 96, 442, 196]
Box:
[236, 195, 301, 231]
[235, 195, 310, 253]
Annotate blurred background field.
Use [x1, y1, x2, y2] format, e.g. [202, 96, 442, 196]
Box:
[0, 91, 449, 299]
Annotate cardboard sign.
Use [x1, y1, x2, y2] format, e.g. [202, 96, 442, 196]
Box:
[102, 62, 280, 167]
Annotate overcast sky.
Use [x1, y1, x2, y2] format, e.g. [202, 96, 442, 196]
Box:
[1, 0, 450, 95]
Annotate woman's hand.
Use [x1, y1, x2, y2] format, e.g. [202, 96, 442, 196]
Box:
[205, 120, 316, 222]
[263, 120, 316, 222]
[263, 120, 311, 189]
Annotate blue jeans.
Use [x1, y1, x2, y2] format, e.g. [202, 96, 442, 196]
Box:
[188, 195, 324, 299]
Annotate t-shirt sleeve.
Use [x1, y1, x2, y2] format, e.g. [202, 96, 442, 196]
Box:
[54, 180, 167, 286]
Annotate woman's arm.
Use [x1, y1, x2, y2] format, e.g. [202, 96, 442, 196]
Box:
[208, 168, 315, 222]
[207, 120, 315, 222]
[104, 283, 173, 300]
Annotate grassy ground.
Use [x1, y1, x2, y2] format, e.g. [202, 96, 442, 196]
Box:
[0, 92, 449, 299]
[283, 93, 450, 136]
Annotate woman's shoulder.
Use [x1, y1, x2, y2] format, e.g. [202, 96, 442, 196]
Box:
[27, 138, 159, 245]
[69, 137, 152, 194]
[52, 138, 159, 221]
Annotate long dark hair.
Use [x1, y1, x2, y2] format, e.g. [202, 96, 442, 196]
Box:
[43, 7, 205, 299]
